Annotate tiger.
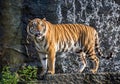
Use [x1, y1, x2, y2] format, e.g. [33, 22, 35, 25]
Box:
[26, 18, 108, 77]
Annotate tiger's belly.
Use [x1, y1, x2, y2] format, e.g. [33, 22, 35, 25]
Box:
[56, 41, 82, 54]
[34, 39, 82, 54]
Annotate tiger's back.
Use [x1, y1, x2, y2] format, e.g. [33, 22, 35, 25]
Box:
[48, 23, 97, 54]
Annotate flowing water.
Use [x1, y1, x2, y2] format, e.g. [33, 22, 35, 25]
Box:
[55, 0, 120, 73]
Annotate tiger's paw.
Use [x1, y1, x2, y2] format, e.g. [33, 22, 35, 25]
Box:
[79, 69, 83, 73]
[90, 69, 97, 74]
[38, 72, 47, 80]
[47, 70, 55, 75]
[40, 69, 47, 76]
[38, 75, 46, 80]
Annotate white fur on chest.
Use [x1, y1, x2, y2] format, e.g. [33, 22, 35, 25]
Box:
[34, 39, 48, 53]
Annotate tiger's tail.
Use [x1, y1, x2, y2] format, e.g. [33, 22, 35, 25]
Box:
[95, 32, 113, 59]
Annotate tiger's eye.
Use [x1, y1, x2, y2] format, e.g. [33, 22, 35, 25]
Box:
[41, 24, 44, 27]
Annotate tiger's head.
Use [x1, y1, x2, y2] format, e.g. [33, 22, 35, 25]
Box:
[27, 18, 47, 40]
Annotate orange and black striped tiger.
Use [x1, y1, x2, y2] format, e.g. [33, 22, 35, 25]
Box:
[27, 18, 107, 76]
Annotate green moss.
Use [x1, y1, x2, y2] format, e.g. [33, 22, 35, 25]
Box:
[0, 65, 37, 84]
[0, 66, 18, 84]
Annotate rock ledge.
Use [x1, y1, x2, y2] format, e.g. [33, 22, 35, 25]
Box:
[22, 72, 120, 84]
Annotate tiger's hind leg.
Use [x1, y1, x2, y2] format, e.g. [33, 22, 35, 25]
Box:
[89, 51, 99, 74]
[79, 52, 87, 73]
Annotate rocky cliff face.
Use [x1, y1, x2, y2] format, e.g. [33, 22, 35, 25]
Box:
[0, 0, 120, 74]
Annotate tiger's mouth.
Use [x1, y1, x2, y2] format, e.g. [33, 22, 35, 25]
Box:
[35, 32, 43, 39]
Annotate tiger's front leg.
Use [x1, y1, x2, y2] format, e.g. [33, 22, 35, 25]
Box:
[38, 53, 48, 76]
[47, 46, 56, 75]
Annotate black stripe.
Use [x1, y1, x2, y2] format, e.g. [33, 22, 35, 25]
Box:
[40, 36, 45, 41]
[70, 47, 73, 51]
[63, 42, 66, 52]
[44, 40, 47, 48]
[75, 49, 83, 54]
[43, 57, 47, 60]
[61, 43, 65, 52]
[74, 42, 77, 46]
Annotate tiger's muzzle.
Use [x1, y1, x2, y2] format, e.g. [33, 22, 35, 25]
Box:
[35, 32, 41, 37]
[35, 32, 44, 40]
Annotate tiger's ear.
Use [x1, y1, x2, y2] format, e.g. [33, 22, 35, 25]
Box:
[43, 18, 46, 21]
[28, 19, 31, 22]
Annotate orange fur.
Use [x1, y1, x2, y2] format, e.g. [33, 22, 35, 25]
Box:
[27, 18, 102, 76]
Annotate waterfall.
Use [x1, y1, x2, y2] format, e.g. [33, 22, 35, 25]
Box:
[56, 0, 120, 73]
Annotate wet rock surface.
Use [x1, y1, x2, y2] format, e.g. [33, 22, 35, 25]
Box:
[0, 0, 120, 75]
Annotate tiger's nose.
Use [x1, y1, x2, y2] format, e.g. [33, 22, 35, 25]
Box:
[35, 32, 40, 37]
